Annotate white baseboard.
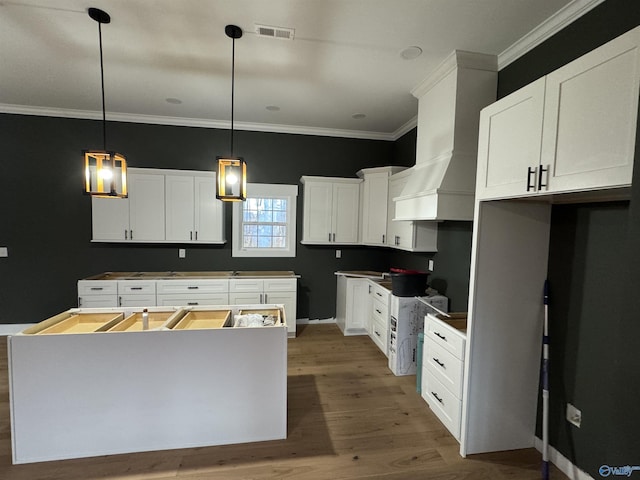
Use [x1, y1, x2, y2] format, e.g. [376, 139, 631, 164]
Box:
[0, 324, 35, 335]
[534, 437, 594, 480]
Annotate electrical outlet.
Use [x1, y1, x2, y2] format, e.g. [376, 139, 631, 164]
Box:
[336, 250, 341, 259]
[566, 403, 582, 427]
[179, 248, 186, 258]
[0, 247, 7, 257]
[428, 259, 434, 271]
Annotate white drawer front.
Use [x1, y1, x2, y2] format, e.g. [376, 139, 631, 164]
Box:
[263, 278, 297, 292]
[118, 294, 157, 307]
[371, 297, 388, 323]
[156, 280, 228, 295]
[370, 316, 388, 356]
[78, 294, 118, 308]
[369, 282, 390, 305]
[424, 338, 464, 398]
[156, 293, 229, 306]
[422, 369, 462, 440]
[78, 280, 117, 296]
[229, 279, 264, 293]
[426, 316, 466, 361]
[117, 280, 156, 294]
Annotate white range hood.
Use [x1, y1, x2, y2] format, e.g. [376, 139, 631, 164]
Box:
[393, 51, 497, 221]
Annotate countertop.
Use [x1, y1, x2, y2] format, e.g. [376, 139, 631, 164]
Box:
[84, 271, 299, 280]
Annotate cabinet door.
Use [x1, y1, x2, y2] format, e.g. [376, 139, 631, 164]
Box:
[165, 175, 195, 242]
[541, 29, 640, 194]
[386, 175, 413, 249]
[91, 196, 129, 241]
[128, 173, 165, 241]
[194, 175, 225, 243]
[302, 181, 333, 243]
[476, 78, 545, 200]
[361, 173, 389, 245]
[332, 182, 360, 244]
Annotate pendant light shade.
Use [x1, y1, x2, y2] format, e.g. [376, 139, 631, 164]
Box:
[83, 7, 128, 198]
[216, 24, 247, 202]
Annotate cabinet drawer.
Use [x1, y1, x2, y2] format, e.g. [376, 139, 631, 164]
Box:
[156, 293, 229, 306]
[370, 316, 388, 356]
[425, 315, 466, 361]
[229, 279, 263, 293]
[117, 280, 156, 294]
[369, 282, 390, 306]
[118, 294, 157, 307]
[424, 338, 464, 398]
[263, 278, 297, 292]
[78, 294, 118, 308]
[422, 369, 462, 440]
[78, 280, 117, 296]
[156, 280, 228, 295]
[371, 297, 388, 323]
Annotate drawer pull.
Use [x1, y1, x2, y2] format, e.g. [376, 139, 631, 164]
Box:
[376, 292, 382, 297]
[187, 286, 199, 290]
[538, 165, 549, 190]
[434, 331, 447, 341]
[431, 392, 444, 404]
[375, 309, 382, 314]
[90, 287, 103, 291]
[526, 166, 536, 192]
[187, 302, 199, 305]
[433, 357, 445, 368]
[131, 287, 143, 290]
[374, 330, 380, 337]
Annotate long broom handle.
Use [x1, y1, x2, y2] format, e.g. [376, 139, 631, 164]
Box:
[542, 280, 550, 480]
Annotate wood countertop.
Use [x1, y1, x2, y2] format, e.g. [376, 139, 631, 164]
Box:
[84, 271, 299, 280]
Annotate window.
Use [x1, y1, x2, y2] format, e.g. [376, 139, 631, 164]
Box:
[232, 183, 298, 257]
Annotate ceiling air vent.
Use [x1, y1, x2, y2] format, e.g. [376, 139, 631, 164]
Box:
[255, 23, 295, 40]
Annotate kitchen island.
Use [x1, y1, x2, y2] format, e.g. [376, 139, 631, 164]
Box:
[78, 270, 299, 337]
[8, 304, 287, 464]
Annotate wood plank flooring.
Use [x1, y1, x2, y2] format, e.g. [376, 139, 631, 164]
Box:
[0, 324, 567, 479]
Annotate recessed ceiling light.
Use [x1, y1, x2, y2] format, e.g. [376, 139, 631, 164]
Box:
[165, 97, 182, 104]
[266, 105, 280, 112]
[400, 46, 423, 60]
[352, 113, 366, 120]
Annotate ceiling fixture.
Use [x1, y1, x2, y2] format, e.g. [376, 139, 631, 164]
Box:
[216, 24, 247, 202]
[400, 46, 423, 60]
[83, 7, 127, 198]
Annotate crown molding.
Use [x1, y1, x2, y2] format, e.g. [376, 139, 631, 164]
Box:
[0, 103, 399, 141]
[498, 0, 607, 69]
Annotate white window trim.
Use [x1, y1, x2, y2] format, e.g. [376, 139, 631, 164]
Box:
[232, 183, 298, 258]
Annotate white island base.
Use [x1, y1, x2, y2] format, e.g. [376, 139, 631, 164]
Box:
[8, 305, 287, 464]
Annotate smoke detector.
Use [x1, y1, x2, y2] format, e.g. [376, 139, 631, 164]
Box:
[255, 23, 295, 40]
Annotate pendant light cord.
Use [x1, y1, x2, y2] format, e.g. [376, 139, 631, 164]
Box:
[98, 21, 107, 151]
[230, 36, 235, 157]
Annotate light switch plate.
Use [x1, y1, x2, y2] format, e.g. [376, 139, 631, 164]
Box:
[179, 248, 186, 258]
[428, 259, 434, 271]
[0, 247, 8, 257]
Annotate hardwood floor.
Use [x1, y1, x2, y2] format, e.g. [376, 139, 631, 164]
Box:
[0, 324, 566, 479]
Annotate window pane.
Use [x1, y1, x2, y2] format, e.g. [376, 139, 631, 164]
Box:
[273, 225, 286, 236]
[258, 225, 273, 236]
[272, 236, 286, 248]
[258, 210, 273, 222]
[272, 199, 287, 210]
[244, 224, 257, 236]
[274, 211, 287, 223]
[243, 235, 257, 248]
[246, 198, 258, 210]
[244, 210, 257, 222]
[258, 236, 272, 248]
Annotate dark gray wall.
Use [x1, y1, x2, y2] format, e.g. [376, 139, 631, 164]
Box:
[499, 0, 640, 475]
[0, 114, 474, 323]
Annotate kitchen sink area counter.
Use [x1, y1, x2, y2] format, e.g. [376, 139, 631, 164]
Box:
[78, 271, 299, 336]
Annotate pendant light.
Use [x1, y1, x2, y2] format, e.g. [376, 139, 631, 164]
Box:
[216, 24, 247, 202]
[83, 7, 128, 198]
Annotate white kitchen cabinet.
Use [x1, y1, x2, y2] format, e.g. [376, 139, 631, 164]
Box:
[229, 278, 297, 336]
[477, 26, 640, 200]
[165, 172, 225, 244]
[156, 279, 229, 307]
[335, 275, 369, 336]
[386, 170, 438, 252]
[77, 280, 118, 308]
[300, 176, 362, 245]
[117, 280, 156, 307]
[422, 313, 467, 441]
[368, 281, 390, 356]
[357, 167, 406, 246]
[92, 169, 165, 242]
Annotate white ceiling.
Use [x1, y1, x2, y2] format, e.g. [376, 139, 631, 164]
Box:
[0, 0, 603, 140]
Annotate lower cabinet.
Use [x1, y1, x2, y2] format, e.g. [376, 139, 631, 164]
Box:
[335, 275, 370, 336]
[117, 280, 156, 307]
[368, 281, 390, 356]
[229, 278, 297, 336]
[156, 279, 229, 307]
[421, 313, 467, 441]
[77, 280, 118, 308]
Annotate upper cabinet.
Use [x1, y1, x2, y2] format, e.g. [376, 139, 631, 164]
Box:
[477, 27, 640, 201]
[92, 169, 165, 242]
[300, 176, 362, 245]
[357, 167, 406, 246]
[166, 172, 225, 244]
[92, 168, 225, 244]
